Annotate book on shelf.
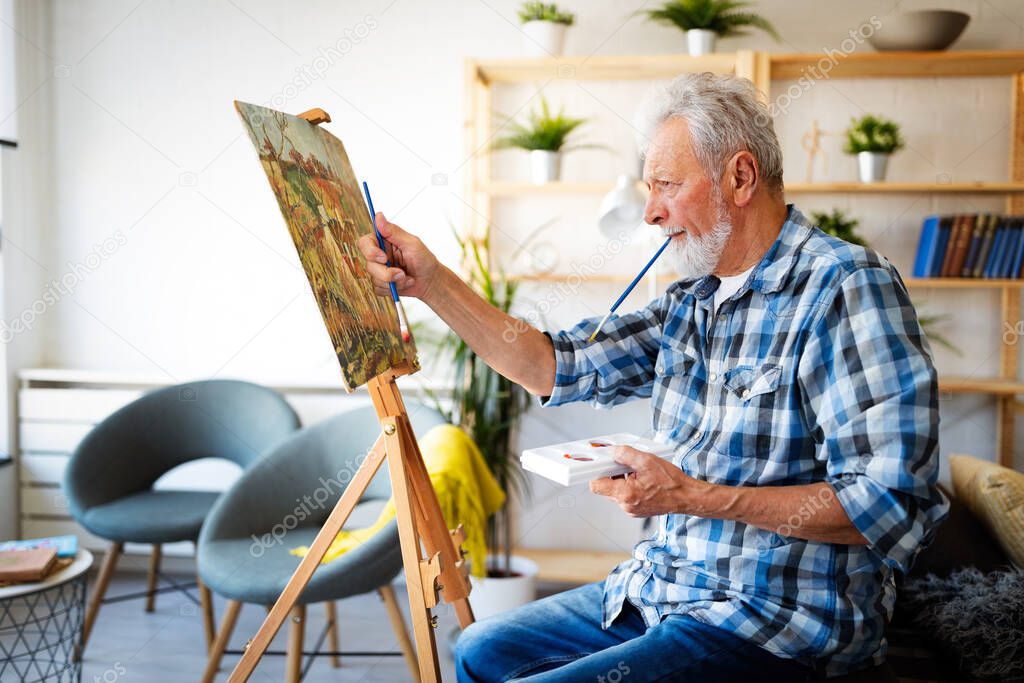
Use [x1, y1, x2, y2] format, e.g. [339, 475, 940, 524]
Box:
[913, 213, 1024, 279]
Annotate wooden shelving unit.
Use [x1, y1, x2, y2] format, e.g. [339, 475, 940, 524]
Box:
[482, 181, 1024, 197]
[464, 49, 1024, 578]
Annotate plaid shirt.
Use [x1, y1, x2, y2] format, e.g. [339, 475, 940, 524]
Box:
[540, 206, 949, 676]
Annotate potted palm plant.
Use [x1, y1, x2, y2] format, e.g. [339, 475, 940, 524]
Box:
[415, 225, 537, 620]
[810, 208, 867, 246]
[494, 96, 589, 185]
[643, 0, 780, 57]
[518, 1, 575, 57]
[844, 114, 905, 183]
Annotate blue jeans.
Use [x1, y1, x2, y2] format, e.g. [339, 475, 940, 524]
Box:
[454, 581, 816, 682]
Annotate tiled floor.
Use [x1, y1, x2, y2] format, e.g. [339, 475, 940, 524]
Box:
[79, 568, 458, 682]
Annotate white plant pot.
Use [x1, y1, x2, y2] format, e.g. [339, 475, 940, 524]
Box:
[857, 151, 890, 183]
[522, 21, 567, 58]
[468, 555, 538, 621]
[686, 29, 717, 56]
[530, 149, 562, 185]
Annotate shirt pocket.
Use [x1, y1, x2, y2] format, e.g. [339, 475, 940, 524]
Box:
[704, 363, 784, 482]
[651, 340, 702, 441]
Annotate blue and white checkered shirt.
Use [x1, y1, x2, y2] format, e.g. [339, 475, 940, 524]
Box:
[540, 205, 949, 676]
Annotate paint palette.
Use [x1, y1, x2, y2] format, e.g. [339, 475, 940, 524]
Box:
[520, 433, 676, 486]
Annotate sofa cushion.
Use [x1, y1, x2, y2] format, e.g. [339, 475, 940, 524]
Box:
[950, 455, 1024, 568]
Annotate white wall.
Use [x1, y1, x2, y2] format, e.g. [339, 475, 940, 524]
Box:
[4, 0, 1024, 550]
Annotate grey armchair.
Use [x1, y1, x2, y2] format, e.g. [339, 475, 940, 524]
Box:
[197, 401, 446, 683]
[63, 379, 300, 656]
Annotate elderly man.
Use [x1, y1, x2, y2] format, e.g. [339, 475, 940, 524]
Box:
[358, 73, 948, 681]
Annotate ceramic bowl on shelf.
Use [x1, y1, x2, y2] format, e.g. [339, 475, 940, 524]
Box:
[867, 10, 970, 51]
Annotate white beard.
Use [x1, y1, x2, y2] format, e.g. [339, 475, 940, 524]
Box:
[663, 199, 734, 279]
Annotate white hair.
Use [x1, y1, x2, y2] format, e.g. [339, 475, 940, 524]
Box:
[636, 72, 784, 192]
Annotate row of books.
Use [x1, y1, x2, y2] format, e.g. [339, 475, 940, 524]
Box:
[913, 214, 1024, 279]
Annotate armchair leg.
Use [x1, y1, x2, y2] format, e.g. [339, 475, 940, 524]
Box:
[77, 541, 123, 660]
[145, 544, 161, 612]
[201, 599, 242, 683]
[286, 604, 306, 683]
[379, 584, 419, 683]
[325, 601, 340, 668]
[197, 575, 215, 651]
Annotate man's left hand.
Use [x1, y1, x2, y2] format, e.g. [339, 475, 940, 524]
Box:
[589, 446, 710, 517]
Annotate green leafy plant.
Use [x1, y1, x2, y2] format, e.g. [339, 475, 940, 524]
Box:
[844, 114, 905, 155]
[414, 226, 533, 578]
[810, 208, 867, 246]
[518, 1, 575, 25]
[917, 312, 962, 356]
[643, 0, 780, 39]
[493, 96, 589, 153]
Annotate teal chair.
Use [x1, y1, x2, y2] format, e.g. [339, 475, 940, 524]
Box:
[63, 380, 300, 656]
[197, 401, 446, 683]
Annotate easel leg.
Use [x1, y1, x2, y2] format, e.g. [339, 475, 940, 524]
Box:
[398, 420, 476, 629]
[384, 420, 442, 683]
[226, 434, 389, 683]
[379, 584, 419, 683]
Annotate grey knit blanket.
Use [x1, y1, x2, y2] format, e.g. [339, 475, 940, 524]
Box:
[899, 568, 1024, 682]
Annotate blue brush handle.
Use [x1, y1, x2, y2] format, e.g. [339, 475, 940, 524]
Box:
[610, 236, 671, 313]
[362, 181, 400, 303]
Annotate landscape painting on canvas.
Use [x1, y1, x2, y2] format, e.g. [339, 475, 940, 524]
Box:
[235, 101, 416, 391]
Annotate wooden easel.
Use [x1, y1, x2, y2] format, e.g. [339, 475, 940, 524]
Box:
[227, 109, 475, 683]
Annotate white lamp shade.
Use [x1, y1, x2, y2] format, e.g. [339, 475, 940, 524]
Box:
[598, 174, 646, 239]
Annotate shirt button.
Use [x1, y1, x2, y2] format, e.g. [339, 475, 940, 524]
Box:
[742, 389, 751, 399]
[708, 372, 718, 382]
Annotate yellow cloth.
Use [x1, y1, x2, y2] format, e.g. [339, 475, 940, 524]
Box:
[290, 423, 505, 577]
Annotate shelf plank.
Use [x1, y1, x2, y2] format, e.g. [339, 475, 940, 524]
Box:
[939, 377, 1024, 395]
[907, 278, 1024, 289]
[474, 54, 737, 83]
[786, 182, 1024, 193]
[482, 181, 1024, 197]
[514, 548, 630, 584]
[771, 50, 1024, 80]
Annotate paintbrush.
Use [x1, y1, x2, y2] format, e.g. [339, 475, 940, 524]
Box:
[587, 236, 672, 343]
[362, 181, 412, 343]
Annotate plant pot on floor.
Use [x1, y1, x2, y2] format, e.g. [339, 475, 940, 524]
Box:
[468, 555, 539, 621]
[686, 29, 717, 56]
[530, 150, 561, 184]
[857, 151, 890, 183]
[522, 21, 567, 57]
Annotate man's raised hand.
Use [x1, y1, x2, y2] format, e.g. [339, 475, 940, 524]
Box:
[357, 213, 441, 301]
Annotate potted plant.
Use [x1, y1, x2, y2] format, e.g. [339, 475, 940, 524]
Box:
[643, 0, 780, 57]
[518, 2, 575, 57]
[844, 114, 905, 183]
[494, 96, 589, 185]
[810, 208, 867, 246]
[415, 225, 537, 620]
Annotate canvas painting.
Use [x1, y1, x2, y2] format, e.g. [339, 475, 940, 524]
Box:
[235, 101, 416, 391]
